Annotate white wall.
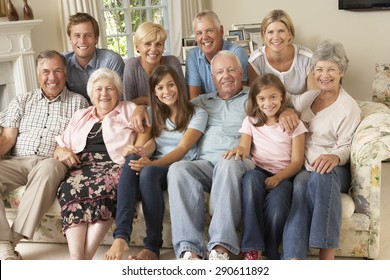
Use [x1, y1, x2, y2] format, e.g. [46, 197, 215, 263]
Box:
[8, 0, 64, 54]
[5, 0, 390, 101]
[204, 0, 390, 101]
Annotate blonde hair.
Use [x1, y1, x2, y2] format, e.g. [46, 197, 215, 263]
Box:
[261, 10, 295, 44]
[134, 22, 167, 46]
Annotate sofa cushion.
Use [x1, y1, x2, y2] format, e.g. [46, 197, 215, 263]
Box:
[372, 63, 390, 107]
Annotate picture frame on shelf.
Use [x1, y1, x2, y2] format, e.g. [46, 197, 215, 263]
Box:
[233, 40, 254, 57]
[224, 35, 239, 44]
[182, 38, 197, 47]
[228, 29, 245, 41]
[231, 23, 261, 40]
[249, 32, 262, 48]
[182, 46, 196, 62]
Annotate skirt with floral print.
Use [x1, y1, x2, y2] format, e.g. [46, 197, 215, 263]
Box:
[57, 152, 122, 233]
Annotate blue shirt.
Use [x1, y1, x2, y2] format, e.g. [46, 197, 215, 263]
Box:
[185, 40, 248, 94]
[147, 106, 208, 161]
[191, 87, 249, 165]
[64, 48, 125, 102]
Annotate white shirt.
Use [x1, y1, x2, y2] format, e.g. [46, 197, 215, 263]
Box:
[288, 88, 362, 171]
[249, 44, 313, 95]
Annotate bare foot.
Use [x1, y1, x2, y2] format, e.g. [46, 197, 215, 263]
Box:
[104, 238, 129, 260]
[128, 248, 159, 260]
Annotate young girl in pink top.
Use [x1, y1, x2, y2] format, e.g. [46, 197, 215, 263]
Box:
[224, 73, 307, 260]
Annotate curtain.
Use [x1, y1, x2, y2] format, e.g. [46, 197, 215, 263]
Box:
[168, 0, 202, 57]
[58, 0, 103, 51]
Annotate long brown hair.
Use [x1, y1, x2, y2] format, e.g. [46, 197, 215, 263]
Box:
[246, 73, 287, 126]
[149, 65, 195, 137]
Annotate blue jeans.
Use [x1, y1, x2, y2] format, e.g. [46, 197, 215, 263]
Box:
[241, 167, 293, 259]
[113, 154, 168, 255]
[282, 165, 351, 259]
[167, 157, 255, 259]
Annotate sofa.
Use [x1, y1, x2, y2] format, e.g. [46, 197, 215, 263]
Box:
[3, 64, 390, 259]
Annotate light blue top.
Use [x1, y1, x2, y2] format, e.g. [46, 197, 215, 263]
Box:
[64, 48, 125, 102]
[191, 87, 249, 165]
[185, 40, 248, 94]
[147, 106, 208, 161]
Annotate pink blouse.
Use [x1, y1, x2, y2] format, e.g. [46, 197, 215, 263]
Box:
[56, 101, 137, 164]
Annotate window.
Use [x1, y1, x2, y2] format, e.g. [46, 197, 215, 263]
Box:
[100, 0, 170, 58]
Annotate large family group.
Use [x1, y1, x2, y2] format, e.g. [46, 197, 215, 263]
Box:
[0, 9, 362, 261]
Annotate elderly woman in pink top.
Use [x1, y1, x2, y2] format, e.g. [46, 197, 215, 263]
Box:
[54, 68, 137, 260]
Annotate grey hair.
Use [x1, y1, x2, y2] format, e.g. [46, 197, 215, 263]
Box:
[210, 50, 243, 73]
[193, 10, 222, 30]
[87, 68, 123, 100]
[311, 40, 349, 73]
[36, 50, 66, 73]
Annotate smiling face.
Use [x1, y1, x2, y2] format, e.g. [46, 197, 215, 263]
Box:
[69, 21, 98, 66]
[91, 77, 119, 119]
[137, 40, 164, 68]
[313, 60, 344, 93]
[263, 21, 292, 53]
[211, 54, 243, 99]
[37, 55, 67, 100]
[256, 86, 283, 122]
[194, 17, 224, 61]
[154, 73, 178, 109]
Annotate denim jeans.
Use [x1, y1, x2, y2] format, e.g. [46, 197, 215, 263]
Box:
[167, 157, 255, 259]
[113, 154, 168, 255]
[241, 167, 293, 259]
[282, 165, 351, 259]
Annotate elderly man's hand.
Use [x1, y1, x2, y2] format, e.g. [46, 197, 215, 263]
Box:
[131, 106, 151, 133]
[278, 107, 300, 134]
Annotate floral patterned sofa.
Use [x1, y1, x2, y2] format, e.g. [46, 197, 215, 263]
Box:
[3, 64, 390, 259]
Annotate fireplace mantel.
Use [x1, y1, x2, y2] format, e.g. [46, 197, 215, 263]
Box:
[0, 19, 42, 110]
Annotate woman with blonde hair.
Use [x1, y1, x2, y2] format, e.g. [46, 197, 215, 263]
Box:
[248, 10, 317, 94]
[123, 22, 187, 104]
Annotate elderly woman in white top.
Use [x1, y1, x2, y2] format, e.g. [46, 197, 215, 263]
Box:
[282, 40, 362, 260]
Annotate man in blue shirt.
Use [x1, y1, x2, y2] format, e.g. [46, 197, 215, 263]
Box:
[168, 50, 255, 260]
[185, 10, 248, 99]
[64, 13, 124, 103]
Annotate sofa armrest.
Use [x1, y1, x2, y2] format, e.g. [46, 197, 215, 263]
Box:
[350, 101, 390, 216]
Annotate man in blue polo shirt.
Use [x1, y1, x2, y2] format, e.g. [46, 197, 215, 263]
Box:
[185, 10, 248, 99]
[64, 12, 124, 103]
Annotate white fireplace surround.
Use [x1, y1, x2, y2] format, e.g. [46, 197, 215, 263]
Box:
[0, 19, 42, 111]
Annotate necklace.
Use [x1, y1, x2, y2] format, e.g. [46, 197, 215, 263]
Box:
[87, 123, 102, 139]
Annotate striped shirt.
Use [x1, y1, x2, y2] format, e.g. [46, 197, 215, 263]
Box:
[1, 88, 89, 157]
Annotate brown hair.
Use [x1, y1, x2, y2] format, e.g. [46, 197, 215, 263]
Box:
[67, 12, 99, 37]
[246, 73, 287, 126]
[149, 65, 194, 138]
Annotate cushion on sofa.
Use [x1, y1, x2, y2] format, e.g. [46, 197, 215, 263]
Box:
[372, 64, 390, 107]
